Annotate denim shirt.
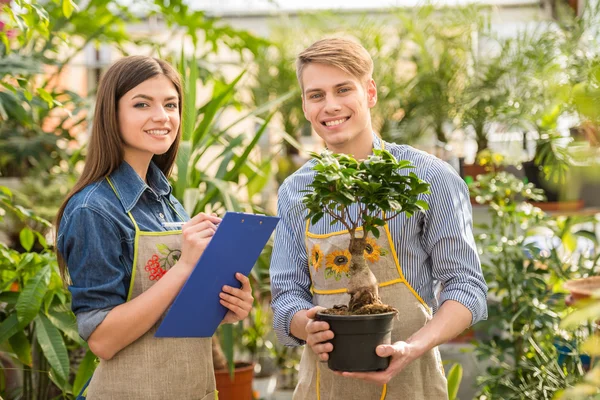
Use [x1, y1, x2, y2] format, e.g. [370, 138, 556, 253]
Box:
[57, 161, 189, 340]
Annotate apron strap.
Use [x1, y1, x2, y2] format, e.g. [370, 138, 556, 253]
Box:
[106, 177, 140, 232]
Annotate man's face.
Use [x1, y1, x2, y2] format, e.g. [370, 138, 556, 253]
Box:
[301, 63, 377, 153]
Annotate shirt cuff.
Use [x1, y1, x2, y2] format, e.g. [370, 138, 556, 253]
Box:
[76, 307, 113, 341]
[275, 301, 314, 347]
[439, 284, 488, 326]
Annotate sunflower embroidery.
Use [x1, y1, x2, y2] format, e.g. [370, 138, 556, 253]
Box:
[364, 237, 387, 263]
[310, 245, 324, 271]
[324, 249, 352, 280]
[143, 243, 181, 281]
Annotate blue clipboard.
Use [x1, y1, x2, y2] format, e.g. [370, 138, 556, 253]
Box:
[155, 212, 280, 338]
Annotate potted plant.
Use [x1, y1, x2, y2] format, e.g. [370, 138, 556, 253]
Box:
[301, 149, 430, 372]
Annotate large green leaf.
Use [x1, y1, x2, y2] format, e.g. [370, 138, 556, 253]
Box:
[8, 330, 32, 366]
[72, 348, 97, 396]
[46, 306, 83, 345]
[16, 265, 51, 325]
[219, 324, 235, 377]
[35, 313, 70, 382]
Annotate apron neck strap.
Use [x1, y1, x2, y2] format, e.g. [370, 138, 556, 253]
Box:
[106, 177, 140, 232]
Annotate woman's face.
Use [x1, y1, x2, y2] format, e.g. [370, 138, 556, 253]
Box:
[118, 75, 180, 169]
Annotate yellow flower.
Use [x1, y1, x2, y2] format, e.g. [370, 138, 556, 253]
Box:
[325, 250, 352, 274]
[310, 245, 324, 271]
[364, 237, 382, 263]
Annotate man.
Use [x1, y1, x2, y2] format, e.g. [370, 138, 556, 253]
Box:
[270, 37, 487, 399]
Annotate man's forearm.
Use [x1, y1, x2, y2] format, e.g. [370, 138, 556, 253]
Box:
[406, 300, 472, 358]
[290, 309, 310, 341]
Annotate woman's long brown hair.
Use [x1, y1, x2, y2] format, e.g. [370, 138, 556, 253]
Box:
[55, 56, 183, 280]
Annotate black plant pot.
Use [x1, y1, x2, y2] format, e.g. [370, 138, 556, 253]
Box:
[316, 311, 396, 372]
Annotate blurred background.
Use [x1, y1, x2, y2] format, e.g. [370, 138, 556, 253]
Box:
[1, 0, 600, 399]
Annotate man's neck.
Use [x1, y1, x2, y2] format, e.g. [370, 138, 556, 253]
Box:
[328, 130, 375, 160]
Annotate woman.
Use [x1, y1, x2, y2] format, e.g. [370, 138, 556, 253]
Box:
[56, 56, 252, 399]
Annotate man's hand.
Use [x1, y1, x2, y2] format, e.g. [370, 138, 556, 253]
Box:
[305, 306, 334, 361]
[334, 341, 421, 385]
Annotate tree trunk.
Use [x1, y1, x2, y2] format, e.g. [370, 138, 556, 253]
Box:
[347, 237, 380, 312]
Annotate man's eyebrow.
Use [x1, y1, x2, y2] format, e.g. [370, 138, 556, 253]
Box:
[305, 81, 355, 95]
[131, 94, 178, 101]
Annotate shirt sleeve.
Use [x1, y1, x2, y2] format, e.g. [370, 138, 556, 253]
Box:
[58, 205, 129, 340]
[270, 181, 314, 347]
[421, 160, 488, 325]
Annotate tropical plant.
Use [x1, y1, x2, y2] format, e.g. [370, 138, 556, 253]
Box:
[469, 172, 588, 399]
[302, 149, 430, 311]
[385, 6, 485, 145]
[0, 186, 95, 399]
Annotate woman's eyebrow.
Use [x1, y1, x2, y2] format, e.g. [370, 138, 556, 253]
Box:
[131, 94, 178, 101]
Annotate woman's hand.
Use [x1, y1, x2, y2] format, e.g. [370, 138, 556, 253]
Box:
[177, 213, 221, 273]
[220, 273, 253, 324]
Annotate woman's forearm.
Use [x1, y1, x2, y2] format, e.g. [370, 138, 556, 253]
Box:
[87, 264, 190, 360]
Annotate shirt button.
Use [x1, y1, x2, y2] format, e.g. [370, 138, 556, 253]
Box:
[159, 213, 165, 220]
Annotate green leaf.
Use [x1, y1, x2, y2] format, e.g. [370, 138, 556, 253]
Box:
[220, 324, 235, 377]
[447, 363, 463, 400]
[35, 313, 70, 382]
[415, 199, 429, 210]
[46, 307, 83, 345]
[73, 349, 97, 396]
[62, 0, 74, 18]
[0, 313, 24, 345]
[8, 330, 32, 366]
[37, 88, 54, 108]
[19, 227, 35, 251]
[16, 265, 51, 325]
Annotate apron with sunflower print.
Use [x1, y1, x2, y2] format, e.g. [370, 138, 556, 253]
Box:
[293, 218, 448, 400]
[82, 178, 216, 400]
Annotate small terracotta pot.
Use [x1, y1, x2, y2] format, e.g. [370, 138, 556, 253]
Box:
[214, 362, 254, 400]
[564, 276, 600, 300]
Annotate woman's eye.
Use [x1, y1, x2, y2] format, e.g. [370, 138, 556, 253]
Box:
[134, 103, 149, 108]
[165, 103, 178, 109]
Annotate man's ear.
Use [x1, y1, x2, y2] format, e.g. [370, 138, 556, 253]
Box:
[367, 78, 378, 108]
[301, 93, 308, 119]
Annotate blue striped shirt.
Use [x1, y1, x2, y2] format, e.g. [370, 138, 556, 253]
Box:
[269, 135, 488, 346]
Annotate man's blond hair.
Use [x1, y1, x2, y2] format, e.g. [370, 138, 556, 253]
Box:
[296, 37, 374, 90]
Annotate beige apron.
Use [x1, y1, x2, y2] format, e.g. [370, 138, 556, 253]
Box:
[83, 178, 216, 400]
[293, 218, 448, 400]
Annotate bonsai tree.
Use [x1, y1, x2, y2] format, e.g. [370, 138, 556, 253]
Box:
[302, 149, 430, 313]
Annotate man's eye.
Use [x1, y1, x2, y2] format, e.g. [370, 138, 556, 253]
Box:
[339, 88, 350, 93]
[310, 93, 322, 99]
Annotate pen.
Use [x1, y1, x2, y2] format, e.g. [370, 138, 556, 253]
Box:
[161, 221, 221, 228]
[161, 222, 185, 228]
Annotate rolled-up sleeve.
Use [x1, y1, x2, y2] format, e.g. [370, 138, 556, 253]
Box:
[270, 182, 314, 346]
[57, 206, 128, 340]
[421, 160, 488, 325]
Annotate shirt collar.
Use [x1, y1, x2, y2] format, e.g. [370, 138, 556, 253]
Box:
[109, 161, 172, 213]
[372, 133, 383, 150]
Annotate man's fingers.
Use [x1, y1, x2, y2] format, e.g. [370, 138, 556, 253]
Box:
[306, 329, 334, 346]
[306, 306, 326, 319]
[306, 320, 330, 334]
